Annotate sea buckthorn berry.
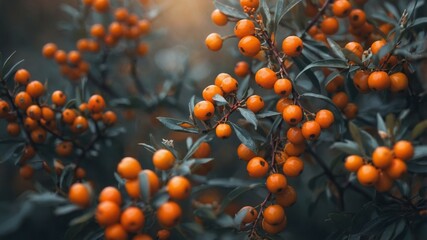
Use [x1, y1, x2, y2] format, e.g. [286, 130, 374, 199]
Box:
[90, 24, 106, 38]
[393, 140, 414, 161]
[104, 224, 128, 240]
[96, 201, 121, 226]
[93, 0, 110, 12]
[88, 94, 106, 113]
[216, 123, 232, 139]
[282, 104, 303, 125]
[372, 146, 393, 169]
[69, 183, 91, 208]
[99, 186, 122, 205]
[385, 158, 407, 179]
[75, 167, 86, 179]
[193, 142, 211, 158]
[301, 120, 321, 140]
[153, 149, 175, 170]
[51, 90, 67, 107]
[0, 100, 10, 118]
[26, 105, 42, 120]
[247, 157, 269, 178]
[238, 36, 261, 57]
[368, 71, 390, 91]
[103, 111, 117, 125]
[7, 122, 21, 137]
[238, 206, 258, 224]
[202, 85, 223, 103]
[345, 155, 364, 172]
[234, 61, 250, 77]
[214, 73, 231, 87]
[308, 25, 319, 36]
[255, 67, 277, 89]
[31, 127, 47, 143]
[345, 41, 364, 59]
[240, 0, 259, 10]
[263, 204, 285, 225]
[389, 72, 408, 93]
[349, 9, 366, 27]
[211, 9, 228, 26]
[315, 109, 334, 129]
[283, 156, 304, 177]
[282, 36, 303, 57]
[42, 43, 57, 58]
[371, 40, 386, 55]
[76, 39, 90, 52]
[357, 164, 379, 186]
[138, 19, 151, 35]
[220, 77, 239, 94]
[332, 0, 352, 17]
[133, 234, 153, 240]
[374, 171, 393, 192]
[287, 127, 305, 145]
[321, 17, 339, 35]
[262, 217, 287, 234]
[114, 7, 128, 21]
[353, 70, 370, 93]
[117, 157, 142, 180]
[276, 98, 293, 113]
[67, 50, 81, 65]
[332, 91, 349, 110]
[266, 173, 288, 194]
[26, 81, 45, 98]
[313, 32, 327, 43]
[71, 116, 89, 133]
[157, 201, 182, 228]
[54, 50, 67, 64]
[62, 109, 77, 124]
[237, 143, 257, 161]
[120, 207, 145, 233]
[246, 95, 264, 113]
[137, 42, 149, 56]
[157, 229, 171, 240]
[167, 176, 191, 200]
[14, 69, 31, 85]
[284, 142, 305, 156]
[24, 117, 37, 131]
[343, 103, 358, 120]
[109, 22, 123, 38]
[56, 141, 73, 157]
[19, 164, 34, 179]
[125, 180, 140, 199]
[274, 78, 293, 96]
[141, 169, 160, 195]
[276, 185, 297, 207]
[205, 33, 223, 51]
[193, 100, 215, 121]
[234, 19, 255, 38]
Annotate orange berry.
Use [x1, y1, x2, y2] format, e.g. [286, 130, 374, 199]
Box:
[282, 104, 303, 125]
[137, 42, 149, 56]
[234, 19, 255, 38]
[368, 71, 390, 91]
[283, 156, 304, 177]
[76, 39, 90, 52]
[7, 122, 21, 137]
[141, 169, 160, 195]
[372, 146, 393, 169]
[69, 183, 91, 208]
[274, 78, 293, 96]
[193, 142, 211, 158]
[216, 123, 232, 139]
[234, 61, 250, 77]
[238, 36, 261, 57]
[19, 164, 34, 179]
[246, 95, 264, 113]
[261, 217, 287, 234]
[152, 149, 175, 170]
[266, 173, 288, 194]
[349, 9, 366, 27]
[238, 206, 258, 224]
[56, 141, 73, 157]
[157, 229, 171, 240]
[371, 40, 386, 55]
[332, 0, 352, 17]
[276, 185, 297, 207]
[286, 127, 305, 145]
[353, 70, 370, 93]
[157, 201, 182, 228]
[14, 69, 31, 85]
[88, 94, 106, 113]
[67, 50, 81, 65]
[343, 103, 358, 120]
[0, 100, 10, 118]
[357, 164, 379, 186]
[194, 100, 215, 121]
[133, 234, 153, 240]
[332, 91, 349, 110]
[96, 201, 121, 226]
[109, 22, 123, 38]
[389, 72, 408, 93]
[282, 36, 303, 57]
[99, 186, 122, 205]
[114, 7, 128, 21]
[71, 116, 89, 133]
[205, 33, 223, 51]
[26, 105, 42, 120]
[90, 24, 106, 38]
[167, 176, 191, 200]
[315, 109, 334, 129]
[344, 41, 364, 59]
[54, 50, 67, 64]
[214, 73, 231, 87]
[255, 67, 277, 89]
[211, 9, 228, 26]
[374, 171, 393, 192]
[246, 157, 269, 178]
[385, 158, 407, 179]
[240, 0, 259, 10]
[344, 155, 364, 172]
[202, 85, 223, 103]
[321, 17, 339, 35]
[220, 76, 239, 93]
[93, 0, 110, 12]
[276, 98, 293, 113]
[125, 179, 140, 199]
[42, 43, 57, 58]
[62, 109, 77, 125]
[138, 19, 151, 35]
[263, 204, 285, 225]
[117, 157, 142, 180]
[51, 90, 67, 107]
[31, 127, 47, 143]
[104, 224, 128, 240]
[393, 140, 414, 161]
[121, 207, 145, 232]
[301, 120, 321, 140]
[26, 81, 45, 98]
[237, 143, 257, 161]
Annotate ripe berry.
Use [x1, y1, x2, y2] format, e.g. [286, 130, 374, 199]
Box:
[117, 157, 142, 180]
[283, 156, 304, 177]
[371, 40, 386, 55]
[344, 155, 364, 172]
[120, 207, 145, 232]
[385, 158, 407, 179]
[93, 0, 110, 13]
[14, 69, 31, 85]
[282, 105, 303, 125]
[237, 143, 257, 161]
[357, 164, 379, 186]
[96, 201, 121, 226]
[238, 206, 258, 224]
[389, 72, 408, 93]
[205, 33, 223, 51]
[42, 43, 58, 58]
[301, 120, 321, 140]
[26, 105, 42, 120]
[240, 0, 260, 10]
[255, 67, 277, 89]
[216, 123, 232, 139]
[211, 9, 228, 26]
[332, 0, 352, 18]
[263, 204, 285, 225]
[246, 95, 264, 113]
[214, 73, 231, 87]
[26, 81, 45, 98]
[152, 149, 175, 170]
[353, 70, 370, 93]
[344, 41, 364, 59]
[220, 76, 239, 93]
[261, 217, 287, 234]
[266, 173, 288, 193]
[7, 122, 21, 137]
[88, 94, 106, 113]
[157, 201, 182, 228]
[167, 176, 191, 200]
[315, 109, 334, 129]
[374, 171, 393, 192]
[276, 185, 297, 207]
[56, 141, 73, 157]
[203, 85, 223, 103]
[234, 19, 255, 38]
[393, 140, 414, 161]
[332, 91, 349, 110]
[69, 183, 91, 208]
[368, 71, 390, 91]
[19, 164, 34, 179]
[31, 127, 47, 143]
[99, 186, 122, 205]
[282, 36, 303, 57]
[104, 224, 127, 240]
[238, 36, 261, 57]
[343, 103, 358, 120]
[194, 100, 215, 121]
[287, 127, 305, 145]
[321, 17, 339, 35]
[284, 142, 305, 156]
[234, 61, 250, 77]
[372, 146, 393, 169]
[246, 157, 269, 178]
[349, 9, 366, 27]
[274, 78, 293, 96]
[276, 98, 293, 113]
[51, 90, 67, 107]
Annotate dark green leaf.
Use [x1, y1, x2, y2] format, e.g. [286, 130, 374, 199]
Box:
[182, 132, 215, 161]
[349, 121, 366, 156]
[360, 129, 379, 155]
[157, 117, 199, 133]
[409, 17, 427, 28]
[377, 113, 387, 134]
[212, 94, 228, 106]
[411, 120, 427, 140]
[257, 111, 281, 118]
[342, 49, 363, 65]
[260, 0, 272, 32]
[277, 0, 303, 24]
[273, 0, 285, 34]
[55, 204, 80, 215]
[327, 38, 345, 60]
[0, 143, 25, 164]
[238, 107, 258, 129]
[237, 75, 251, 100]
[330, 140, 362, 155]
[138, 171, 150, 202]
[138, 143, 157, 153]
[234, 207, 249, 227]
[295, 59, 349, 82]
[59, 164, 76, 190]
[229, 121, 257, 153]
[216, 214, 234, 228]
[219, 183, 262, 212]
[214, 0, 247, 19]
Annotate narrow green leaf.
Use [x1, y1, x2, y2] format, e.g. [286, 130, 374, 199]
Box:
[138, 171, 151, 202]
[214, 0, 247, 19]
[277, 0, 303, 24]
[212, 94, 228, 106]
[330, 140, 362, 155]
[234, 207, 249, 227]
[237, 108, 258, 129]
[411, 119, 427, 140]
[229, 121, 257, 153]
[295, 59, 349, 82]
[327, 38, 345, 60]
[349, 121, 366, 156]
[182, 132, 215, 161]
[157, 117, 199, 133]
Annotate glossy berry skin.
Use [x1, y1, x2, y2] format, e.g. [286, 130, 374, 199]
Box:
[246, 157, 269, 178]
[315, 109, 334, 129]
[282, 36, 303, 57]
[216, 123, 232, 139]
[255, 67, 277, 89]
[283, 156, 304, 177]
[368, 71, 390, 91]
[194, 101, 215, 121]
[282, 105, 303, 125]
[205, 33, 223, 51]
[157, 201, 182, 228]
[357, 164, 379, 186]
[393, 140, 414, 161]
[246, 95, 264, 113]
[238, 36, 261, 57]
[263, 204, 285, 225]
[344, 155, 364, 172]
[266, 173, 288, 194]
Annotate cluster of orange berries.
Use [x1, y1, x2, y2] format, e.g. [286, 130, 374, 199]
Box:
[42, 0, 151, 81]
[344, 140, 413, 192]
[0, 68, 116, 179]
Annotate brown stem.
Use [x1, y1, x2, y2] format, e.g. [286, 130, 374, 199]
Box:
[300, 0, 333, 39]
[248, 193, 272, 239]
